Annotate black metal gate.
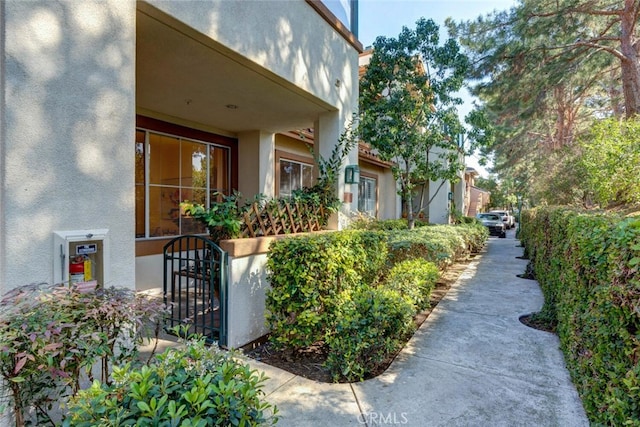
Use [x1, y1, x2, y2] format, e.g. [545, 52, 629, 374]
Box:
[163, 235, 227, 346]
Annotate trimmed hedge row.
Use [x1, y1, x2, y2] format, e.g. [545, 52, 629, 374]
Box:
[265, 223, 487, 382]
[519, 207, 640, 425]
[386, 224, 487, 268]
[265, 230, 388, 352]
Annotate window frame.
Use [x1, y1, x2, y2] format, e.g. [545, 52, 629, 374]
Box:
[275, 150, 315, 197]
[135, 116, 238, 255]
[358, 172, 378, 217]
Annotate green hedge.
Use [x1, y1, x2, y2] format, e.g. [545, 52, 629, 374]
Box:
[384, 259, 439, 311]
[324, 287, 415, 382]
[265, 224, 487, 381]
[265, 230, 387, 351]
[520, 207, 640, 425]
[386, 223, 487, 268]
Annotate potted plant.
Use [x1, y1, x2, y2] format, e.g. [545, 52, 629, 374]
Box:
[181, 192, 244, 243]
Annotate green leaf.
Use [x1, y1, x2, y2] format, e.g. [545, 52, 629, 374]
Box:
[137, 401, 151, 413]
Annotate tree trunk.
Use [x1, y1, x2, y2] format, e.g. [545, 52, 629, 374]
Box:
[620, 0, 640, 117]
[608, 68, 625, 117]
[402, 165, 415, 230]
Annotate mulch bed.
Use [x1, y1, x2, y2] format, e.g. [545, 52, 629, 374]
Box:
[519, 313, 557, 333]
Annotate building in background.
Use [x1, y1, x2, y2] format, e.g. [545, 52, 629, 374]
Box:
[464, 167, 491, 217]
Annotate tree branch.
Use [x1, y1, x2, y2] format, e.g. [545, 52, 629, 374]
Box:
[575, 40, 626, 61]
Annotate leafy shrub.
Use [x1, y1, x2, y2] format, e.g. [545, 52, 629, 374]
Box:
[265, 221, 487, 382]
[181, 191, 244, 242]
[63, 335, 278, 427]
[0, 284, 167, 427]
[265, 230, 387, 351]
[349, 218, 409, 231]
[520, 207, 640, 425]
[384, 259, 439, 312]
[459, 215, 480, 225]
[458, 222, 489, 253]
[386, 226, 464, 268]
[324, 287, 415, 382]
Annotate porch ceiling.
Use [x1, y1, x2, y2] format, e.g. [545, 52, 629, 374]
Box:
[136, 9, 335, 134]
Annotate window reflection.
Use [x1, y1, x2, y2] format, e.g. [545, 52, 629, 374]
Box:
[358, 176, 377, 217]
[279, 159, 313, 198]
[136, 129, 230, 239]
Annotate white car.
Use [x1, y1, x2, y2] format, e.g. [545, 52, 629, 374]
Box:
[476, 213, 507, 238]
[490, 210, 515, 229]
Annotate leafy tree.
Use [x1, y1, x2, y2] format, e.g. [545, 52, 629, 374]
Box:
[360, 18, 484, 228]
[578, 117, 640, 207]
[474, 175, 519, 210]
[447, 0, 640, 205]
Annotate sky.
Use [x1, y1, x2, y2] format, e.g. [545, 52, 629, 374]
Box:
[357, 0, 518, 176]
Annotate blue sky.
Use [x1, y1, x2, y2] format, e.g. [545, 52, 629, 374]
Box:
[358, 0, 517, 49]
[358, 0, 517, 175]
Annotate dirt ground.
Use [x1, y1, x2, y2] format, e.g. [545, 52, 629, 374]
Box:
[243, 256, 478, 383]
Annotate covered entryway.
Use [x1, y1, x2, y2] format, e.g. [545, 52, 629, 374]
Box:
[163, 235, 227, 346]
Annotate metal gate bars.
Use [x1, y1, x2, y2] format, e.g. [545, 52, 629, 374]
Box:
[163, 235, 227, 346]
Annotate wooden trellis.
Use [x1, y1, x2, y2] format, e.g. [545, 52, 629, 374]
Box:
[240, 201, 328, 238]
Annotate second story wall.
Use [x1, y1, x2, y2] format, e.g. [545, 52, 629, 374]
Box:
[145, 0, 359, 117]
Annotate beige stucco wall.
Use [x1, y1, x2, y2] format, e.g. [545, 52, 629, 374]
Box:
[226, 253, 271, 349]
[238, 131, 276, 199]
[1, 1, 136, 293]
[146, 0, 360, 221]
[359, 163, 399, 220]
[2, 0, 360, 294]
[275, 134, 315, 158]
[145, 0, 358, 115]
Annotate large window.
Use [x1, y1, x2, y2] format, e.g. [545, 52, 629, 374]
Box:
[279, 159, 313, 198]
[136, 128, 231, 239]
[358, 175, 377, 217]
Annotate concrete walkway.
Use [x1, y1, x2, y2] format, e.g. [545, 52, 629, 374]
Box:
[245, 231, 589, 426]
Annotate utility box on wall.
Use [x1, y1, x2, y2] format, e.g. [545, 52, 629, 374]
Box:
[53, 229, 110, 287]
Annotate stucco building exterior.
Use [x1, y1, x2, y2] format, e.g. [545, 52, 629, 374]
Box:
[1, 0, 362, 297]
[1, 0, 480, 349]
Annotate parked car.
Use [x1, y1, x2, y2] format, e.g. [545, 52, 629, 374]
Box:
[476, 213, 506, 238]
[490, 210, 515, 229]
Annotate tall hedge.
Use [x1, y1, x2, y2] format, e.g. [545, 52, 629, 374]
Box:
[520, 207, 640, 425]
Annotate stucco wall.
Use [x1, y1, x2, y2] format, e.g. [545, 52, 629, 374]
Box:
[1, 1, 136, 292]
[429, 179, 452, 224]
[145, 0, 358, 115]
[359, 163, 398, 220]
[143, 0, 360, 227]
[226, 253, 271, 349]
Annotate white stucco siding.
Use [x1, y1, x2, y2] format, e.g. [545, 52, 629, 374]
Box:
[226, 253, 271, 349]
[145, 0, 358, 115]
[1, 1, 136, 292]
[428, 178, 451, 224]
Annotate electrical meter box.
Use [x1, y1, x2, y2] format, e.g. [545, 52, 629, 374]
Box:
[53, 229, 110, 287]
